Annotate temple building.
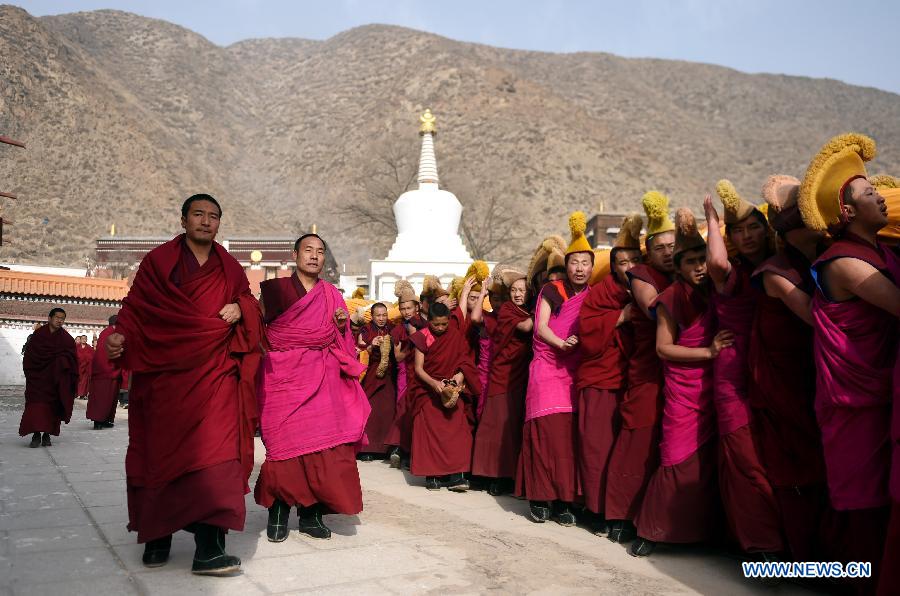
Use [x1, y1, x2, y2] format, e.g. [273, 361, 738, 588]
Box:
[368, 110, 489, 300]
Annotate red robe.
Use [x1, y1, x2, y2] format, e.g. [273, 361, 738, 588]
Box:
[385, 315, 427, 452]
[471, 301, 532, 479]
[117, 235, 262, 543]
[408, 311, 481, 477]
[87, 325, 121, 423]
[576, 273, 628, 516]
[604, 265, 671, 521]
[18, 325, 78, 436]
[76, 344, 93, 396]
[359, 322, 396, 455]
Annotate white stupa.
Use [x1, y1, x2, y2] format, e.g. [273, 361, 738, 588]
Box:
[369, 110, 485, 300]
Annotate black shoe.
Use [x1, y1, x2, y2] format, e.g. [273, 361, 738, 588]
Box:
[388, 448, 401, 469]
[529, 501, 551, 523]
[142, 535, 172, 568]
[191, 524, 241, 576]
[356, 453, 374, 462]
[41, 433, 51, 447]
[29, 433, 41, 448]
[425, 476, 441, 491]
[444, 473, 469, 492]
[589, 515, 610, 536]
[93, 421, 104, 430]
[487, 479, 511, 497]
[102, 421, 115, 428]
[297, 504, 331, 540]
[266, 500, 290, 543]
[629, 538, 656, 557]
[553, 506, 576, 527]
[607, 520, 637, 543]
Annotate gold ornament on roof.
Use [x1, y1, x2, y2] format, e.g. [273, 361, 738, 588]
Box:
[419, 109, 437, 136]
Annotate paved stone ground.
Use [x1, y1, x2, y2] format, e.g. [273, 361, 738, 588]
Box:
[0, 385, 825, 595]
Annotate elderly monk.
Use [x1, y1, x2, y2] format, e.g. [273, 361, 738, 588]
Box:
[19, 308, 77, 448]
[107, 194, 263, 576]
[88, 316, 121, 430]
[576, 214, 643, 535]
[254, 234, 370, 542]
[517, 212, 592, 526]
[605, 192, 676, 543]
[75, 335, 93, 400]
[798, 134, 900, 592]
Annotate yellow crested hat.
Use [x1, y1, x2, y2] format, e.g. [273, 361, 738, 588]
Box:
[393, 279, 418, 304]
[674, 207, 705, 257]
[421, 275, 448, 299]
[351, 287, 366, 300]
[566, 211, 592, 255]
[762, 174, 801, 213]
[465, 260, 490, 292]
[871, 175, 900, 244]
[716, 180, 759, 225]
[613, 213, 643, 250]
[527, 235, 566, 280]
[642, 191, 676, 239]
[799, 133, 876, 231]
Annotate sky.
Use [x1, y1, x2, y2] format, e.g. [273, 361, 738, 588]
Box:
[17, 0, 900, 94]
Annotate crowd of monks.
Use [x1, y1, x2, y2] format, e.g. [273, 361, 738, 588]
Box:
[15, 133, 900, 593]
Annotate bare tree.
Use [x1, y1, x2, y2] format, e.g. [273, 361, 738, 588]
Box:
[459, 192, 537, 263]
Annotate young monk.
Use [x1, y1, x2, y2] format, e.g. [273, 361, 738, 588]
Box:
[88, 316, 121, 430]
[517, 212, 592, 526]
[576, 214, 643, 535]
[75, 335, 93, 400]
[357, 303, 396, 461]
[470, 268, 533, 496]
[749, 174, 829, 562]
[705, 182, 784, 558]
[408, 297, 481, 491]
[606, 192, 676, 543]
[797, 133, 900, 592]
[255, 234, 370, 542]
[631, 208, 732, 557]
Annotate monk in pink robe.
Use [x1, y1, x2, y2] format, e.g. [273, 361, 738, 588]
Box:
[88, 317, 121, 429]
[516, 248, 592, 527]
[255, 234, 370, 543]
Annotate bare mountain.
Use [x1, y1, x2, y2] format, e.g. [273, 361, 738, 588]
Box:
[2, 5, 899, 270]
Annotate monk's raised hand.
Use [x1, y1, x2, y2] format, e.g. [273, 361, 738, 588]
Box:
[106, 332, 125, 360]
[334, 307, 349, 328]
[703, 194, 719, 224]
[219, 303, 242, 325]
[462, 276, 476, 295]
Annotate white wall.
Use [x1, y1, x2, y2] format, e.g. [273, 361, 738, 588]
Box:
[0, 323, 103, 385]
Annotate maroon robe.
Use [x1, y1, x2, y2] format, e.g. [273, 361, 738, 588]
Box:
[471, 301, 532, 479]
[18, 324, 78, 437]
[385, 315, 427, 452]
[253, 274, 363, 514]
[408, 311, 481, 477]
[87, 325, 121, 423]
[117, 235, 263, 543]
[358, 322, 396, 455]
[76, 343, 93, 396]
[605, 265, 672, 521]
[575, 273, 628, 516]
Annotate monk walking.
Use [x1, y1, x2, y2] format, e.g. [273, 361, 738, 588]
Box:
[107, 194, 263, 576]
[357, 302, 396, 461]
[88, 316, 121, 430]
[75, 335, 93, 400]
[19, 308, 78, 448]
[254, 234, 370, 542]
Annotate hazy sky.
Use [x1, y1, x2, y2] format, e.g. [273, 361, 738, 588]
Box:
[18, 0, 900, 94]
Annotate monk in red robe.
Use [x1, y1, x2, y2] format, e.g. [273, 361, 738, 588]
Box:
[606, 192, 676, 543]
[254, 234, 370, 543]
[357, 303, 396, 460]
[470, 269, 533, 496]
[88, 316, 121, 430]
[107, 194, 263, 576]
[577, 215, 643, 535]
[75, 335, 93, 399]
[408, 297, 481, 492]
[19, 308, 77, 448]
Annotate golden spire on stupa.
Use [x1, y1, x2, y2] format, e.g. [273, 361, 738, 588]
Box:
[419, 109, 436, 136]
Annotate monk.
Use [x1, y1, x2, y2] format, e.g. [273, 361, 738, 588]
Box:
[385, 280, 426, 468]
[255, 234, 370, 543]
[88, 316, 121, 430]
[797, 134, 900, 592]
[357, 302, 396, 461]
[577, 214, 643, 535]
[470, 269, 533, 496]
[107, 194, 263, 576]
[632, 208, 731, 557]
[749, 175, 829, 562]
[705, 184, 784, 558]
[408, 297, 481, 492]
[517, 212, 592, 526]
[606, 192, 676, 543]
[75, 335, 93, 399]
[19, 308, 77, 448]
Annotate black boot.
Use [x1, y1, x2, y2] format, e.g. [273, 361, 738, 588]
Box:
[552, 502, 576, 527]
[629, 537, 656, 557]
[102, 420, 115, 428]
[41, 433, 51, 447]
[425, 476, 441, 491]
[93, 421, 104, 430]
[29, 433, 41, 448]
[589, 513, 610, 536]
[356, 453, 374, 462]
[191, 523, 241, 576]
[266, 500, 290, 543]
[297, 504, 331, 540]
[444, 473, 469, 492]
[142, 534, 172, 567]
[529, 500, 551, 523]
[607, 520, 637, 543]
